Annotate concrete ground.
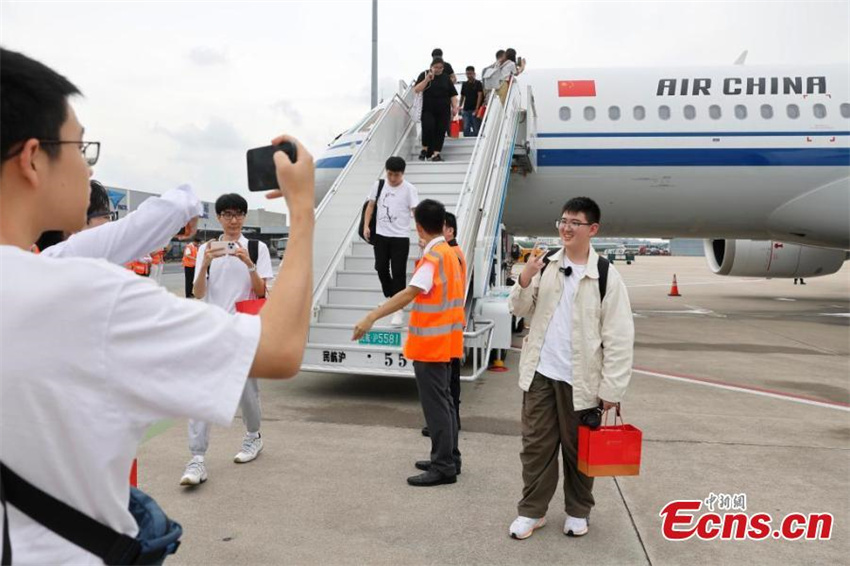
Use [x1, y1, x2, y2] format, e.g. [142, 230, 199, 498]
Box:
[143, 257, 850, 565]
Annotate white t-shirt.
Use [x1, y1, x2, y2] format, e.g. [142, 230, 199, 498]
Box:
[194, 234, 274, 313]
[499, 60, 518, 82]
[536, 256, 587, 384]
[367, 179, 419, 239]
[409, 237, 446, 294]
[0, 246, 262, 565]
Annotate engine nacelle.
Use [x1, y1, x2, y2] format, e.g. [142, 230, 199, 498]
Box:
[704, 239, 847, 278]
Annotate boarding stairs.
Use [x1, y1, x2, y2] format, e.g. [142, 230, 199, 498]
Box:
[301, 80, 533, 379]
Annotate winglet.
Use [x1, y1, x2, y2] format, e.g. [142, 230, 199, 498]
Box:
[734, 50, 748, 65]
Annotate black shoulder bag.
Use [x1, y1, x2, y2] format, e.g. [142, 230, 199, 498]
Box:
[358, 179, 385, 245]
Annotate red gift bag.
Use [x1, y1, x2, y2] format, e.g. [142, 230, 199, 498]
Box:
[449, 119, 462, 138]
[475, 104, 487, 119]
[235, 298, 266, 315]
[578, 409, 642, 477]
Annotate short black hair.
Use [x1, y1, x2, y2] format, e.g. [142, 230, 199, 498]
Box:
[431, 48, 443, 58]
[87, 180, 111, 220]
[215, 193, 248, 215]
[562, 196, 601, 224]
[495, 49, 506, 58]
[430, 57, 444, 68]
[414, 199, 446, 236]
[385, 156, 406, 173]
[193, 235, 203, 243]
[465, 66, 475, 72]
[505, 48, 517, 63]
[444, 211, 457, 237]
[1, 48, 81, 163]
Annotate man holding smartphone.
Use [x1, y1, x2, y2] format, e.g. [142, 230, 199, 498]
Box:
[181, 193, 274, 486]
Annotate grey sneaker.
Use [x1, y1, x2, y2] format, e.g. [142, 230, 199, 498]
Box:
[180, 456, 207, 486]
[234, 433, 263, 463]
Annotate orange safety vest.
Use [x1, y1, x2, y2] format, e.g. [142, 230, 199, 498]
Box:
[403, 241, 465, 362]
[125, 260, 151, 276]
[182, 243, 198, 268]
[150, 249, 165, 265]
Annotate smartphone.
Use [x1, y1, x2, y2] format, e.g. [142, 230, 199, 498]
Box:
[532, 239, 547, 259]
[209, 241, 238, 255]
[246, 142, 298, 192]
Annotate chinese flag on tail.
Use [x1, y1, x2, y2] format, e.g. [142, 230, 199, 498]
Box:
[558, 80, 597, 97]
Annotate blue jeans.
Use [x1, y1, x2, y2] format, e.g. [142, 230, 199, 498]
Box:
[461, 110, 480, 137]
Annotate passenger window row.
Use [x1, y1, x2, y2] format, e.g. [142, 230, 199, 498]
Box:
[558, 102, 850, 121]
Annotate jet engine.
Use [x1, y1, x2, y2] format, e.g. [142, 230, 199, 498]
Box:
[704, 239, 847, 278]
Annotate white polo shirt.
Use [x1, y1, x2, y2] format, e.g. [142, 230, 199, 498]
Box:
[367, 179, 419, 239]
[535, 256, 587, 384]
[0, 246, 262, 564]
[194, 235, 274, 313]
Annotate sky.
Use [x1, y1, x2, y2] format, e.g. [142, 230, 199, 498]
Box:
[2, 0, 848, 214]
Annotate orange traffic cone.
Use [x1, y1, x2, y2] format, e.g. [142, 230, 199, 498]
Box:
[668, 274, 682, 297]
[130, 458, 138, 487]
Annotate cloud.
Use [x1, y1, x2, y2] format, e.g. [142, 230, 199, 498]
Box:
[270, 99, 304, 126]
[188, 46, 227, 66]
[153, 117, 248, 151]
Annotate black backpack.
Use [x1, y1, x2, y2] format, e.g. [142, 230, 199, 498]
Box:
[358, 179, 385, 245]
[540, 249, 610, 302]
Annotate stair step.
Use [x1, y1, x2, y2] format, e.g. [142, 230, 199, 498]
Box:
[327, 287, 393, 307]
[352, 241, 420, 256]
[345, 256, 417, 272]
[404, 172, 467, 184]
[336, 270, 382, 287]
[404, 162, 469, 174]
[318, 304, 409, 324]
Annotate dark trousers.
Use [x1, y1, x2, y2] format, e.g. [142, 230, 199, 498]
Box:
[184, 266, 195, 298]
[421, 105, 451, 155]
[413, 361, 461, 476]
[373, 234, 410, 298]
[450, 357, 461, 428]
[518, 372, 595, 519]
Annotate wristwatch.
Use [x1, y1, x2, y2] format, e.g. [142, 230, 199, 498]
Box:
[247, 264, 257, 273]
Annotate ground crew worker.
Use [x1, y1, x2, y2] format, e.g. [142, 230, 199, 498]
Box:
[422, 211, 466, 438]
[183, 236, 201, 297]
[125, 256, 152, 277]
[353, 199, 463, 486]
[150, 246, 166, 283]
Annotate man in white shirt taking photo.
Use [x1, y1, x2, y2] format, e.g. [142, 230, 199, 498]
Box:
[181, 193, 275, 486]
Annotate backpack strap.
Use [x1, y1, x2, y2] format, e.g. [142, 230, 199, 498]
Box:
[538, 248, 560, 276]
[375, 178, 385, 202]
[597, 256, 609, 303]
[0, 462, 145, 565]
[248, 240, 259, 267]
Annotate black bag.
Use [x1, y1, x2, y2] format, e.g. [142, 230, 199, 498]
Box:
[358, 179, 385, 245]
[1, 462, 182, 565]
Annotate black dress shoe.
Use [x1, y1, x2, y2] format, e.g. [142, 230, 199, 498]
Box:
[418, 150, 427, 161]
[415, 460, 462, 475]
[421, 426, 430, 437]
[430, 154, 443, 162]
[407, 470, 457, 486]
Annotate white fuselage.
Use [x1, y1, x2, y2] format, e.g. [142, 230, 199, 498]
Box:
[316, 64, 850, 250]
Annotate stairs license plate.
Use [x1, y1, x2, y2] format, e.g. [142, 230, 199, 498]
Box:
[359, 331, 402, 347]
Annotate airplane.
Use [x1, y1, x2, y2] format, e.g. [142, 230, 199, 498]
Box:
[313, 63, 850, 280]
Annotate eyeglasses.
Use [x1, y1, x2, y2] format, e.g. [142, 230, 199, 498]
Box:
[219, 211, 246, 220]
[87, 210, 118, 222]
[555, 219, 593, 230]
[40, 141, 100, 166]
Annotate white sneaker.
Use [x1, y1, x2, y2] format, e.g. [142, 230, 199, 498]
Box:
[509, 516, 546, 540]
[179, 456, 207, 486]
[390, 311, 404, 327]
[234, 433, 263, 463]
[564, 515, 588, 537]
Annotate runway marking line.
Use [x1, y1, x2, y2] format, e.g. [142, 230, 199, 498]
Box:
[634, 367, 850, 412]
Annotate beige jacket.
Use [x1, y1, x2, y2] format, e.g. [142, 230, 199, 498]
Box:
[508, 247, 634, 410]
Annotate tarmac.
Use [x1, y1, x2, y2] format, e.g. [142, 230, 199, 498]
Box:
[144, 256, 850, 565]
